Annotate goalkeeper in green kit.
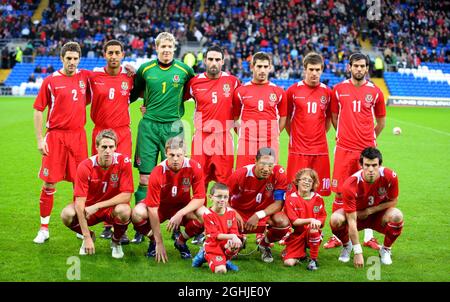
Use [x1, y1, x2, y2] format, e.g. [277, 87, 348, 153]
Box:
[129, 32, 195, 243]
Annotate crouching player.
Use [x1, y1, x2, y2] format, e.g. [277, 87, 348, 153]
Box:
[282, 168, 327, 270]
[192, 182, 242, 273]
[131, 137, 206, 262]
[330, 147, 404, 267]
[61, 129, 133, 258]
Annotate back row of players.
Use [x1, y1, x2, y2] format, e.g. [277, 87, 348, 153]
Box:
[32, 32, 404, 272]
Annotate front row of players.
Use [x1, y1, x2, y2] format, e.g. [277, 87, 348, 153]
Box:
[61, 130, 403, 270]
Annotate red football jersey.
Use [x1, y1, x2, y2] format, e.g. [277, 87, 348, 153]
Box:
[89, 67, 134, 128]
[186, 72, 240, 133]
[33, 69, 91, 130]
[284, 191, 327, 234]
[233, 81, 287, 142]
[203, 207, 240, 243]
[286, 81, 331, 154]
[74, 153, 134, 206]
[228, 164, 287, 214]
[330, 79, 386, 151]
[342, 167, 399, 213]
[144, 158, 205, 208]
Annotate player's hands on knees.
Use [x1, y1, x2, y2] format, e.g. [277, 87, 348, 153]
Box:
[38, 140, 49, 156]
[244, 215, 259, 232]
[354, 253, 364, 268]
[155, 242, 168, 263]
[84, 237, 95, 255]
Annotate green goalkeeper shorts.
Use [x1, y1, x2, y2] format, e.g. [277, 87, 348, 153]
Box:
[134, 118, 184, 174]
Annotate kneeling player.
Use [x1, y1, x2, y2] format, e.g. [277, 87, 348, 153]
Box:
[61, 130, 133, 258]
[192, 182, 242, 273]
[282, 168, 327, 270]
[131, 137, 206, 262]
[228, 147, 290, 263]
[330, 147, 404, 267]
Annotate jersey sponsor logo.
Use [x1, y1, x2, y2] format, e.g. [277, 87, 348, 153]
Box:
[55, 86, 66, 89]
[241, 96, 253, 99]
[313, 205, 320, 213]
[392, 171, 397, 177]
[121, 81, 129, 90]
[339, 94, 350, 97]
[279, 167, 285, 174]
[293, 95, 305, 99]
[227, 219, 233, 229]
[266, 183, 274, 191]
[94, 81, 104, 85]
[223, 84, 231, 97]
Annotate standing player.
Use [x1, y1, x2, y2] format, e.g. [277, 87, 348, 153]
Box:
[192, 182, 242, 273]
[33, 42, 90, 243]
[186, 45, 240, 190]
[89, 39, 134, 242]
[60, 130, 133, 258]
[330, 147, 404, 267]
[233, 52, 287, 168]
[228, 147, 290, 263]
[130, 32, 195, 243]
[130, 137, 206, 262]
[285, 52, 332, 197]
[282, 168, 327, 271]
[324, 52, 386, 250]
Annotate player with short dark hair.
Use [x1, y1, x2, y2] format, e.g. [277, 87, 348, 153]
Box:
[130, 137, 206, 262]
[286, 52, 332, 197]
[60, 129, 134, 258]
[330, 147, 403, 267]
[129, 32, 195, 243]
[33, 41, 91, 244]
[324, 52, 387, 250]
[227, 147, 290, 263]
[233, 52, 287, 168]
[282, 168, 327, 270]
[192, 182, 242, 273]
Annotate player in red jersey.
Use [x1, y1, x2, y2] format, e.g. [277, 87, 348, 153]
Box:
[33, 42, 91, 244]
[185, 45, 240, 189]
[131, 137, 206, 262]
[282, 168, 327, 271]
[324, 52, 386, 250]
[89, 40, 135, 242]
[228, 147, 290, 263]
[192, 182, 242, 273]
[286, 52, 332, 197]
[330, 147, 403, 267]
[60, 130, 133, 258]
[233, 52, 287, 168]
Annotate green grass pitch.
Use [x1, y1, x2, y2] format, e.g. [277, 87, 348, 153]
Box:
[0, 96, 449, 282]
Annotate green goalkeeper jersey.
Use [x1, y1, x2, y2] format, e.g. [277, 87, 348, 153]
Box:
[131, 59, 195, 122]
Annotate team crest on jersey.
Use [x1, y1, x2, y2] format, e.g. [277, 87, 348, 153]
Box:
[269, 93, 277, 105]
[79, 80, 86, 89]
[110, 174, 119, 182]
[320, 95, 327, 109]
[227, 219, 233, 229]
[378, 187, 387, 197]
[216, 256, 223, 262]
[266, 183, 274, 191]
[121, 81, 128, 90]
[182, 177, 190, 186]
[313, 206, 320, 213]
[173, 75, 180, 83]
[364, 94, 374, 107]
[43, 168, 49, 177]
[223, 84, 231, 97]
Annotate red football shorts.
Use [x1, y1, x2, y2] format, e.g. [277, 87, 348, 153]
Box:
[91, 125, 132, 158]
[191, 131, 234, 184]
[205, 240, 233, 272]
[331, 146, 361, 193]
[287, 153, 331, 196]
[236, 138, 279, 169]
[156, 200, 192, 225]
[235, 209, 271, 234]
[281, 228, 323, 261]
[356, 209, 389, 234]
[71, 205, 116, 226]
[39, 128, 88, 183]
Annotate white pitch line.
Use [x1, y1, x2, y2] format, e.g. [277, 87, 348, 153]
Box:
[389, 118, 450, 137]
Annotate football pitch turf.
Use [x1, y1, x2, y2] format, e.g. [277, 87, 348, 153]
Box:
[0, 96, 449, 282]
